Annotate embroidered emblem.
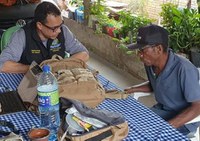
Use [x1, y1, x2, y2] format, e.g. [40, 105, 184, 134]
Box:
[50, 38, 61, 49]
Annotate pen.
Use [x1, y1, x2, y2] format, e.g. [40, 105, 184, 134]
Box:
[72, 116, 91, 132]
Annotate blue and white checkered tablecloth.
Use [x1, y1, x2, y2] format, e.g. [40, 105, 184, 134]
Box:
[0, 73, 189, 141]
[0, 73, 120, 93]
[98, 97, 189, 141]
[0, 112, 40, 140]
[0, 73, 23, 92]
[97, 74, 122, 91]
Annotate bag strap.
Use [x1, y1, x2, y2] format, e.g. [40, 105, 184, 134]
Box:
[85, 130, 112, 141]
[23, 101, 38, 115]
[61, 58, 88, 69]
[51, 54, 63, 60]
[0, 120, 19, 136]
[40, 55, 87, 69]
[40, 55, 63, 67]
[105, 90, 130, 99]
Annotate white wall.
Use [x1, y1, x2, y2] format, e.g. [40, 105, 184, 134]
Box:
[107, 0, 198, 21]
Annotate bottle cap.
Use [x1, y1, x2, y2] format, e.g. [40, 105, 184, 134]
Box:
[42, 65, 50, 73]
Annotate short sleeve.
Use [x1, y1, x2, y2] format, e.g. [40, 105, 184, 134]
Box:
[180, 66, 200, 102]
[62, 25, 88, 55]
[0, 29, 25, 69]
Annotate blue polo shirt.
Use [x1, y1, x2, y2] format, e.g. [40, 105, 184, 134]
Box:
[146, 49, 200, 112]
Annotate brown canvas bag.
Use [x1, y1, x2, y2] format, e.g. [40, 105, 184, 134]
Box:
[58, 98, 129, 141]
[18, 56, 105, 108]
[40, 56, 105, 108]
[64, 122, 128, 141]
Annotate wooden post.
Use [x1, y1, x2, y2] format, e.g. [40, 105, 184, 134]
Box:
[83, 0, 91, 26]
[187, 0, 192, 9]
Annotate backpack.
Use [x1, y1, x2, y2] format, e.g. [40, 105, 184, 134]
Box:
[58, 98, 129, 141]
[39, 56, 105, 108]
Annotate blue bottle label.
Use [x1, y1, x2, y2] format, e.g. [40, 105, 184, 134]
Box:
[38, 90, 59, 107]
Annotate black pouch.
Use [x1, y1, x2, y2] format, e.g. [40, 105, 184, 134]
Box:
[0, 91, 26, 115]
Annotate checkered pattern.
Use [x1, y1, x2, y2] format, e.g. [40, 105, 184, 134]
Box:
[0, 73, 121, 92]
[97, 74, 122, 91]
[98, 97, 189, 141]
[0, 111, 40, 140]
[0, 73, 23, 93]
[0, 73, 189, 141]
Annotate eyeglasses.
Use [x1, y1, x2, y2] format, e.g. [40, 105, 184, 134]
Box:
[41, 20, 64, 32]
[138, 44, 157, 54]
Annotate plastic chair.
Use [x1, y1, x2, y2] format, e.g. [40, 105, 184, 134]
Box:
[132, 68, 200, 141]
[0, 19, 26, 53]
[0, 25, 21, 53]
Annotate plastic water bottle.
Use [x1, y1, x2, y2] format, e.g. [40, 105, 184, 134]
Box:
[37, 65, 60, 141]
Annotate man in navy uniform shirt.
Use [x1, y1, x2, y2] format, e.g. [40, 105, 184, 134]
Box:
[0, 1, 89, 73]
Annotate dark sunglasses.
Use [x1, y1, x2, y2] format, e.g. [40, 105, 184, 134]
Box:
[41, 20, 64, 32]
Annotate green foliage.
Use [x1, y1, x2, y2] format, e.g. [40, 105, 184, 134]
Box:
[97, 14, 121, 28]
[90, 0, 106, 15]
[118, 10, 152, 44]
[88, 4, 152, 55]
[69, 0, 83, 7]
[118, 43, 135, 55]
[160, 3, 200, 53]
[69, 0, 77, 5]
[96, 10, 152, 55]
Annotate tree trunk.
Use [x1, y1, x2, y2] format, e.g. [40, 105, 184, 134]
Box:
[83, 0, 91, 26]
[187, 0, 192, 9]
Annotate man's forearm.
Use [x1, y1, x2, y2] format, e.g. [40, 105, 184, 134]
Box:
[70, 51, 89, 62]
[168, 101, 200, 128]
[0, 61, 29, 73]
[124, 82, 152, 94]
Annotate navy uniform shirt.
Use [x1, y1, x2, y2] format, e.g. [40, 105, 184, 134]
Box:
[0, 24, 88, 68]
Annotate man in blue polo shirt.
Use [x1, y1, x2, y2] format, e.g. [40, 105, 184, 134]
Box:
[124, 24, 200, 136]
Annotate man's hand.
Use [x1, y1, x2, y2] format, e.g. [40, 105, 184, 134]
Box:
[124, 82, 152, 94]
[124, 87, 137, 94]
[168, 100, 200, 128]
[0, 61, 29, 73]
[70, 51, 89, 62]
